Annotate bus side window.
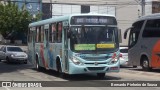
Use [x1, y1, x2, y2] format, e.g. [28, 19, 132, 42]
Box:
[38, 27, 41, 42]
[52, 23, 57, 42]
[143, 19, 160, 37]
[36, 27, 39, 42]
[49, 24, 52, 42]
[28, 28, 31, 43]
[41, 26, 44, 42]
[57, 22, 62, 43]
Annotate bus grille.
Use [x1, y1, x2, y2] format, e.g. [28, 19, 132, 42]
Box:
[82, 56, 111, 61]
[87, 67, 105, 71]
[85, 62, 107, 65]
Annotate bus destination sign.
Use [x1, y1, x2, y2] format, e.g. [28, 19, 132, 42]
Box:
[70, 16, 117, 25]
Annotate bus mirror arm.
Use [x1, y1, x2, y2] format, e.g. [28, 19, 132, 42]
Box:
[124, 27, 133, 39]
[124, 31, 127, 39]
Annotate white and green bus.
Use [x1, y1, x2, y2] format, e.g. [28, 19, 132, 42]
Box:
[28, 13, 121, 78]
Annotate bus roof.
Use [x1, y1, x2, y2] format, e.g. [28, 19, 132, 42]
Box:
[136, 13, 160, 22]
[29, 15, 70, 27]
[29, 13, 115, 27]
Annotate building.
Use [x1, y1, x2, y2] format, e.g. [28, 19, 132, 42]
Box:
[116, 0, 139, 45]
[6, 0, 42, 44]
[42, 0, 139, 45]
[139, 0, 160, 16]
[41, 0, 116, 19]
[12, 0, 42, 20]
[1, 0, 159, 45]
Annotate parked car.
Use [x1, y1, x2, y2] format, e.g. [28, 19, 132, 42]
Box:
[119, 46, 128, 66]
[0, 46, 28, 64]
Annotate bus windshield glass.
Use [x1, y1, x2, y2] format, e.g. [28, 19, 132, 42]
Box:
[70, 26, 119, 53]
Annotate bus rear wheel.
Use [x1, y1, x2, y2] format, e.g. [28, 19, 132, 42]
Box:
[35, 57, 43, 71]
[97, 73, 105, 78]
[133, 65, 137, 68]
[141, 57, 152, 71]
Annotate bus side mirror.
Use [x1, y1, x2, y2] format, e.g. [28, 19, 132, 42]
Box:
[67, 30, 71, 38]
[124, 31, 127, 39]
[118, 29, 122, 43]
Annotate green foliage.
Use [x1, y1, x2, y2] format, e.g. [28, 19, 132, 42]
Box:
[0, 1, 41, 39]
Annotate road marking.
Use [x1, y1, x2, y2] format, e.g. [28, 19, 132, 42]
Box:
[4, 87, 11, 90]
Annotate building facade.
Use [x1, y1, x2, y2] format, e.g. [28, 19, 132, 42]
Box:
[41, 0, 139, 45]
[116, 0, 139, 45]
[12, 0, 42, 20]
[5, 0, 159, 45]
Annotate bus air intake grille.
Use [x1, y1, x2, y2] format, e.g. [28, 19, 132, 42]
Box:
[85, 62, 107, 65]
[87, 67, 105, 71]
[82, 56, 111, 61]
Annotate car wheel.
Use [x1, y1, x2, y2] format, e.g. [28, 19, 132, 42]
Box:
[24, 61, 27, 64]
[141, 57, 152, 71]
[6, 57, 10, 64]
[97, 73, 105, 78]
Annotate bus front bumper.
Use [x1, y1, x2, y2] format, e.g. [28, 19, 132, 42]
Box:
[68, 61, 120, 74]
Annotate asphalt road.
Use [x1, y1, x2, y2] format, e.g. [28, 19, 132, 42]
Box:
[0, 60, 160, 90]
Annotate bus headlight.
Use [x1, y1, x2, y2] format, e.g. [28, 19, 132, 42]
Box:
[110, 53, 119, 64]
[71, 57, 83, 65]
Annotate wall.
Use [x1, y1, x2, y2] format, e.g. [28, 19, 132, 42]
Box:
[116, 0, 139, 46]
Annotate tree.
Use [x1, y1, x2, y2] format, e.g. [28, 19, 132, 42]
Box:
[0, 1, 41, 43]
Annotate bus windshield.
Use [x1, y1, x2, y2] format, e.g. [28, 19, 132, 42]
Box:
[70, 26, 119, 53]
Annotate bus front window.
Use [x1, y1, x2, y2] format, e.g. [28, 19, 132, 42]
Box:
[70, 26, 119, 53]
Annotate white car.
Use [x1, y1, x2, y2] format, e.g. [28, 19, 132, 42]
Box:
[0, 46, 28, 64]
[119, 46, 128, 66]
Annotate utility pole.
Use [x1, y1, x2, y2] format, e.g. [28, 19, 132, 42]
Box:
[141, 0, 145, 16]
[50, 0, 52, 17]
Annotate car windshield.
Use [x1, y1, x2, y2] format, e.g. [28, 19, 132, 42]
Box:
[70, 26, 119, 53]
[7, 47, 23, 52]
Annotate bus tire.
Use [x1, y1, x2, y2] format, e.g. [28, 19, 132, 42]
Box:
[97, 73, 105, 78]
[6, 57, 10, 64]
[56, 59, 66, 78]
[133, 65, 137, 68]
[141, 57, 152, 71]
[35, 56, 42, 71]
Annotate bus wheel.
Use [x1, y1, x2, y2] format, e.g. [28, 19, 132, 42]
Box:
[56, 60, 66, 78]
[133, 65, 137, 68]
[97, 73, 105, 78]
[141, 57, 152, 71]
[35, 57, 42, 71]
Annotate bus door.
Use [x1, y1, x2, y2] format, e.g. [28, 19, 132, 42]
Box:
[44, 24, 49, 69]
[30, 27, 36, 64]
[62, 21, 69, 72]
